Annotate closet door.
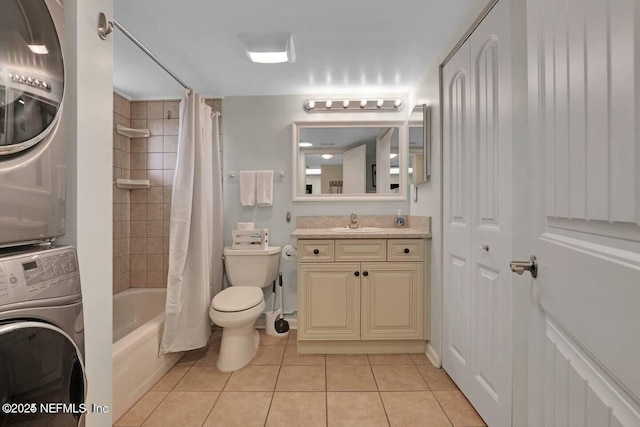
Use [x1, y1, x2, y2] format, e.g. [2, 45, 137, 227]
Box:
[443, 1, 513, 426]
[467, 2, 512, 426]
[442, 38, 472, 393]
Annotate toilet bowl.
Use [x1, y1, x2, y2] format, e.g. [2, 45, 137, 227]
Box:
[209, 246, 281, 372]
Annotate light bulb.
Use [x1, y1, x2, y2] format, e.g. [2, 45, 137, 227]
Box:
[321, 154, 334, 159]
[360, 99, 367, 108]
[376, 99, 384, 108]
[306, 100, 315, 110]
[325, 100, 333, 109]
[342, 99, 350, 108]
[393, 99, 402, 108]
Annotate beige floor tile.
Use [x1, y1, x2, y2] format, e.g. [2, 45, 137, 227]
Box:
[194, 345, 221, 366]
[368, 353, 413, 365]
[224, 365, 280, 391]
[417, 365, 459, 391]
[286, 329, 297, 346]
[115, 391, 167, 426]
[176, 348, 206, 366]
[282, 345, 325, 365]
[276, 365, 326, 391]
[433, 390, 486, 426]
[325, 354, 370, 365]
[142, 391, 219, 427]
[150, 366, 190, 391]
[327, 392, 389, 427]
[266, 392, 326, 427]
[174, 365, 230, 391]
[203, 392, 272, 427]
[258, 329, 289, 346]
[409, 353, 431, 365]
[381, 391, 452, 427]
[372, 365, 429, 391]
[250, 345, 285, 365]
[326, 365, 377, 391]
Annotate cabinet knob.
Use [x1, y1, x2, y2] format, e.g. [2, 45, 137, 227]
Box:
[354, 271, 360, 277]
[313, 249, 319, 255]
[404, 248, 410, 254]
[363, 271, 369, 277]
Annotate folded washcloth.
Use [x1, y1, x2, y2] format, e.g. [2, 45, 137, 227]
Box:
[239, 170, 256, 206]
[256, 170, 273, 207]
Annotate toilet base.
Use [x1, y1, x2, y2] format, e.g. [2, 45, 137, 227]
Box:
[216, 323, 260, 372]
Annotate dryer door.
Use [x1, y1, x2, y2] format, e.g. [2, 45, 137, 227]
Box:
[0, 0, 67, 247]
[0, 321, 86, 426]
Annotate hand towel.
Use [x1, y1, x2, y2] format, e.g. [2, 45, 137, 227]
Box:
[256, 170, 274, 207]
[239, 170, 256, 206]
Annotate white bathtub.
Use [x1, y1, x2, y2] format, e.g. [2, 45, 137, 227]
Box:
[112, 288, 183, 422]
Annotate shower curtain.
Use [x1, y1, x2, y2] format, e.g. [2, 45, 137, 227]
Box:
[160, 91, 224, 354]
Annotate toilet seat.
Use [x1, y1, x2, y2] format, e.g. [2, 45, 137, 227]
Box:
[212, 287, 263, 312]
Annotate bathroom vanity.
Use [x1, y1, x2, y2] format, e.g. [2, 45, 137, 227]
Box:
[292, 216, 431, 354]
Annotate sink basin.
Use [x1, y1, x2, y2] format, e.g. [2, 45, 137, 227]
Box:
[326, 227, 385, 233]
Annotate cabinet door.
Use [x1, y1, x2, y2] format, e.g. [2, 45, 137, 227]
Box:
[360, 262, 423, 340]
[298, 263, 360, 340]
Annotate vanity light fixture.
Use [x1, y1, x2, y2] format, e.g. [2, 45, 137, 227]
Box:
[321, 154, 334, 159]
[8, 72, 51, 91]
[303, 98, 403, 112]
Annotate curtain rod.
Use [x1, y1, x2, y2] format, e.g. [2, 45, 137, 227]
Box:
[112, 18, 192, 92]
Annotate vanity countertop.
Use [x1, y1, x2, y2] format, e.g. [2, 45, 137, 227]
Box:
[291, 227, 431, 239]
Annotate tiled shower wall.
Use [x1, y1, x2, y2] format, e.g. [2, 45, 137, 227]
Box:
[113, 93, 131, 294]
[112, 93, 222, 293]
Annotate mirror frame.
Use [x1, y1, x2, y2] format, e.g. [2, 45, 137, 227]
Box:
[410, 104, 431, 185]
[292, 120, 409, 202]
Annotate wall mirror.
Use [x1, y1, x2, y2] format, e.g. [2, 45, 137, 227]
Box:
[408, 104, 430, 185]
[292, 121, 408, 201]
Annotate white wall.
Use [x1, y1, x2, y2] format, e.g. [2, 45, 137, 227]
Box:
[222, 95, 410, 313]
[60, 1, 114, 425]
[408, 0, 529, 425]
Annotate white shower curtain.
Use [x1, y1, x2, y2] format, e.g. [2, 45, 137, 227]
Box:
[160, 91, 224, 354]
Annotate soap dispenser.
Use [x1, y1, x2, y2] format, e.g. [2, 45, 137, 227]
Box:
[394, 209, 405, 227]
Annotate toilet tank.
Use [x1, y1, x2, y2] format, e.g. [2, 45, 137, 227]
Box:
[223, 246, 281, 287]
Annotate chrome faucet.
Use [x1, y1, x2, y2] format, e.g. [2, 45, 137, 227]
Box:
[348, 213, 359, 229]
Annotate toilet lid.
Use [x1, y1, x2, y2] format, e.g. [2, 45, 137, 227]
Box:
[212, 287, 263, 312]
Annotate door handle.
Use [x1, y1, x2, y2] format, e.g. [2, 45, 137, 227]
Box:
[510, 255, 538, 279]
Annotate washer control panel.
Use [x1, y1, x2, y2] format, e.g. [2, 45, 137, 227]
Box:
[0, 246, 80, 307]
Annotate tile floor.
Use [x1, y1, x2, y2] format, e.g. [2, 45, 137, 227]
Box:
[114, 329, 486, 427]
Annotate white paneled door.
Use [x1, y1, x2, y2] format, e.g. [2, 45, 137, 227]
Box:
[443, 1, 513, 426]
[527, 0, 640, 425]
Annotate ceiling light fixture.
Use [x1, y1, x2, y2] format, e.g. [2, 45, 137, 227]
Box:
[27, 44, 48, 55]
[321, 154, 334, 159]
[303, 98, 404, 112]
[299, 142, 313, 147]
[390, 153, 398, 159]
[239, 32, 295, 64]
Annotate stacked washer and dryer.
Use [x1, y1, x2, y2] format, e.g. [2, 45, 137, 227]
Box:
[0, 0, 87, 426]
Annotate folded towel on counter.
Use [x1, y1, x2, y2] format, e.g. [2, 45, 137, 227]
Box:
[256, 170, 273, 207]
[239, 170, 256, 206]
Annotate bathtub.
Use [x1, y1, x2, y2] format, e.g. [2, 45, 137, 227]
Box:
[112, 288, 183, 422]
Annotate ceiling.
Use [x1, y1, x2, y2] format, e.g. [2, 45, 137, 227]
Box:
[113, 0, 474, 100]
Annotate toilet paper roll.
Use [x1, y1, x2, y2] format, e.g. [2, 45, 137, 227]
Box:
[282, 245, 297, 260]
[237, 222, 254, 230]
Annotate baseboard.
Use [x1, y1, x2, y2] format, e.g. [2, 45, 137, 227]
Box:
[426, 343, 441, 368]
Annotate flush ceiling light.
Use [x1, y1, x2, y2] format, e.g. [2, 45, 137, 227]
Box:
[390, 153, 398, 159]
[299, 142, 313, 147]
[28, 44, 48, 55]
[321, 154, 334, 159]
[304, 98, 404, 112]
[239, 32, 295, 64]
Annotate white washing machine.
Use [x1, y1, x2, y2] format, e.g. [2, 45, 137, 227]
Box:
[0, 246, 86, 426]
[0, 0, 67, 248]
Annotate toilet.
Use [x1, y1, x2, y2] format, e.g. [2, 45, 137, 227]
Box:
[209, 245, 281, 372]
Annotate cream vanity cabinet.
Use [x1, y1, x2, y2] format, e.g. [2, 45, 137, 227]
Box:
[297, 238, 429, 353]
